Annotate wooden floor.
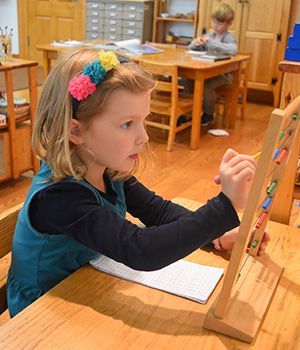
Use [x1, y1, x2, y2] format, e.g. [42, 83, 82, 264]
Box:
[0, 102, 299, 226]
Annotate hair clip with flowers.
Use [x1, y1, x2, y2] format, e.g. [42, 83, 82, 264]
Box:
[68, 50, 122, 118]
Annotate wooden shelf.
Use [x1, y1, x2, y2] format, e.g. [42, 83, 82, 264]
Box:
[0, 59, 39, 181]
[152, 0, 200, 44]
[156, 17, 195, 23]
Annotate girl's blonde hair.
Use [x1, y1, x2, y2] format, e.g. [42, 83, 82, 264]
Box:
[32, 49, 156, 182]
[212, 3, 235, 23]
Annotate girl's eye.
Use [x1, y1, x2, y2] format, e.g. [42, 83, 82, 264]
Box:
[121, 121, 133, 129]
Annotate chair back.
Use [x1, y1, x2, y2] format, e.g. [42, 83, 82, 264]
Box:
[0, 203, 22, 315]
[139, 60, 193, 150]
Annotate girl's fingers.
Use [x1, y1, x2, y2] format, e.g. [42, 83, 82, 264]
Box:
[232, 166, 255, 183]
[221, 148, 239, 164]
[224, 154, 256, 169]
[228, 160, 256, 177]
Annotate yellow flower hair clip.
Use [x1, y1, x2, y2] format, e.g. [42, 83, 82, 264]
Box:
[98, 50, 120, 71]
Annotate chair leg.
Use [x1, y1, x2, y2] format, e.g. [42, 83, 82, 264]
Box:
[241, 91, 247, 120]
[223, 93, 231, 127]
[167, 114, 177, 151]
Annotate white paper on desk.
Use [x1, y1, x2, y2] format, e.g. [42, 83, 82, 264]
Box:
[51, 40, 93, 47]
[188, 50, 207, 55]
[90, 255, 224, 304]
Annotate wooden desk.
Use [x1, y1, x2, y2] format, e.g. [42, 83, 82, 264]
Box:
[36, 44, 248, 149]
[0, 198, 299, 349]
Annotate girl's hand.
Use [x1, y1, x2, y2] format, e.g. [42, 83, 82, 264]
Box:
[219, 148, 256, 211]
[215, 227, 271, 256]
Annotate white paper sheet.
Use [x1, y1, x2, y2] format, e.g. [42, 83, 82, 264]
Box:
[90, 255, 224, 304]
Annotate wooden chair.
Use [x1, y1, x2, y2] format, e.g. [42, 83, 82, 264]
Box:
[216, 53, 251, 122]
[139, 60, 194, 151]
[0, 203, 22, 325]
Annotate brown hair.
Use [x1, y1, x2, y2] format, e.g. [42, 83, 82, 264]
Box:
[32, 49, 156, 182]
[212, 3, 235, 23]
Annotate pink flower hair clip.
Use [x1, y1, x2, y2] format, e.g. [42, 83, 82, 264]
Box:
[68, 50, 124, 118]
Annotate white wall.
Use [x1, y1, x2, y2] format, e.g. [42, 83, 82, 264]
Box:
[0, 0, 19, 54]
[163, 0, 198, 38]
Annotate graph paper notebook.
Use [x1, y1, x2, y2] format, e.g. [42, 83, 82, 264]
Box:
[90, 256, 224, 304]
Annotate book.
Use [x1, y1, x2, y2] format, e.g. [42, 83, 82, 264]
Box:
[94, 39, 163, 56]
[191, 53, 231, 62]
[90, 255, 224, 304]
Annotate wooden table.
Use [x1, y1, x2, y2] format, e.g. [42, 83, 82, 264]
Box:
[36, 44, 248, 149]
[0, 58, 39, 181]
[0, 198, 299, 349]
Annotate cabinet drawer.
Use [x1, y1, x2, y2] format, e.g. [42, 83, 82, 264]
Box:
[122, 28, 142, 38]
[105, 3, 123, 11]
[123, 3, 144, 13]
[86, 31, 104, 40]
[123, 12, 143, 21]
[104, 33, 122, 41]
[104, 18, 123, 27]
[86, 17, 103, 25]
[0, 131, 11, 181]
[123, 20, 143, 30]
[104, 10, 123, 19]
[86, 2, 105, 10]
[122, 33, 141, 40]
[86, 9, 104, 18]
[86, 22, 104, 32]
[104, 26, 121, 35]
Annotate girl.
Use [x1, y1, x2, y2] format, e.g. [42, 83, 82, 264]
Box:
[7, 49, 268, 317]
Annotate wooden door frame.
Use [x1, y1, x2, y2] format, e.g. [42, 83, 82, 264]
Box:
[17, 0, 29, 58]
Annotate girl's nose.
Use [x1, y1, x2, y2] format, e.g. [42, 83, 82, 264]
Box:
[136, 124, 149, 145]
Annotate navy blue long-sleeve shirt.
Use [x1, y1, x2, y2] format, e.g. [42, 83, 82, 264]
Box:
[29, 175, 240, 271]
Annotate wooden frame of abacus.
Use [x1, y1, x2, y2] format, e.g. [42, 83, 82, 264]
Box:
[203, 96, 300, 343]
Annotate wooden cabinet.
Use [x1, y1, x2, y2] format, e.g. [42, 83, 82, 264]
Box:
[199, 0, 291, 106]
[0, 59, 39, 182]
[152, 0, 200, 43]
[85, 0, 154, 42]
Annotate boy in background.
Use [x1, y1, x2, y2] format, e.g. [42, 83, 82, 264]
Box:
[189, 3, 237, 126]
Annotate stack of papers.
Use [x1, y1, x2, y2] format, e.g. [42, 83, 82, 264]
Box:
[51, 40, 93, 48]
[90, 255, 224, 304]
[94, 39, 163, 56]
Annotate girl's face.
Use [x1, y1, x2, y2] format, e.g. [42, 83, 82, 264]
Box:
[76, 88, 151, 176]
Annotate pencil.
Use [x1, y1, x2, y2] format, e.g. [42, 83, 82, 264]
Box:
[252, 151, 261, 160]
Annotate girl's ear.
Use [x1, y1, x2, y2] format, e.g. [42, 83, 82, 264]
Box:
[68, 118, 84, 145]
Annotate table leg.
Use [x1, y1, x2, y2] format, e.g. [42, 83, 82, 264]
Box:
[42, 51, 50, 78]
[5, 70, 19, 179]
[224, 64, 241, 128]
[190, 77, 204, 150]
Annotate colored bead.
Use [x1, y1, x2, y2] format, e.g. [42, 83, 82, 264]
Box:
[273, 148, 280, 160]
[267, 181, 277, 195]
[252, 240, 258, 248]
[276, 148, 288, 165]
[279, 131, 285, 140]
[262, 197, 272, 210]
[292, 114, 299, 121]
[255, 212, 268, 229]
